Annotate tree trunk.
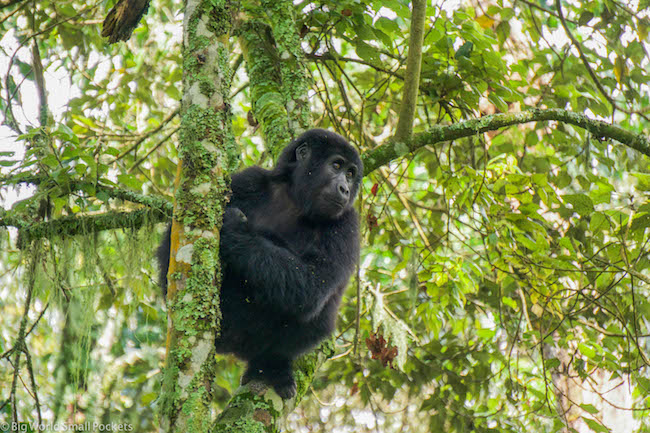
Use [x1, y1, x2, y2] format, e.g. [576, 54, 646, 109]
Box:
[158, 1, 238, 431]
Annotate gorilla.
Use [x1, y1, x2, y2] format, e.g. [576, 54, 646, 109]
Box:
[157, 129, 362, 398]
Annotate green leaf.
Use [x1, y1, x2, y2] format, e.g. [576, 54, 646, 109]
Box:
[631, 172, 650, 191]
[74, 164, 87, 175]
[578, 11, 594, 26]
[375, 17, 400, 35]
[501, 296, 517, 310]
[476, 328, 495, 339]
[629, 213, 650, 231]
[41, 154, 60, 168]
[553, 171, 572, 189]
[454, 41, 473, 59]
[582, 417, 610, 433]
[117, 174, 143, 190]
[55, 123, 79, 145]
[96, 191, 110, 202]
[165, 84, 181, 100]
[578, 343, 596, 359]
[355, 41, 380, 62]
[563, 194, 594, 217]
[580, 404, 599, 415]
[141, 392, 157, 405]
[545, 358, 561, 369]
[590, 212, 608, 233]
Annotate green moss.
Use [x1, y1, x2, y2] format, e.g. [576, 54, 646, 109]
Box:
[200, 80, 217, 96]
[212, 397, 271, 432]
[18, 208, 167, 246]
[259, 0, 310, 132]
[160, 0, 239, 429]
[181, 385, 213, 431]
[206, 1, 232, 36]
[239, 21, 292, 156]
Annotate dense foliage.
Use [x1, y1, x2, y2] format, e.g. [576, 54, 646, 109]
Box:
[1, 0, 649, 432]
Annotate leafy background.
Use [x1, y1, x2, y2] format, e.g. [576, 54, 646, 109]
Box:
[1, 0, 650, 432]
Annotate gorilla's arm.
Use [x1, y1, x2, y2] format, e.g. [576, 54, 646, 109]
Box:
[220, 207, 358, 322]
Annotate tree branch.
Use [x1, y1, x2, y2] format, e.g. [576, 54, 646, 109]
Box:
[111, 107, 180, 164]
[213, 340, 334, 432]
[0, 207, 169, 246]
[362, 108, 650, 173]
[238, 20, 294, 156]
[159, 0, 238, 431]
[307, 52, 403, 79]
[0, 175, 173, 213]
[261, 0, 311, 136]
[0, 0, 24, 11]
[515, 0, 575, 22]
[394, 0, 426, 141]
[29, 29, 48, 127]
[101, 0, 151, 44]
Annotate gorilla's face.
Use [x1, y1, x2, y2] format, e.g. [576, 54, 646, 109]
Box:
[310, 153, 360, 219]
[291, 143, 362, 221]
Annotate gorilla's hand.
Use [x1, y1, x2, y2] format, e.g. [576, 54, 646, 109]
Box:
[223, 207, 248, 229]
[220, 207, 251, 262]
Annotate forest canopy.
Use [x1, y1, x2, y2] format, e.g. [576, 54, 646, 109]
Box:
[1, 0, 650, 432]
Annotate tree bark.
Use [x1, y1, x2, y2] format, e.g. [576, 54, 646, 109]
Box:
[394, 0, 427, 142]
[158, 1, 238, 431]
[363, 108, 650, 173]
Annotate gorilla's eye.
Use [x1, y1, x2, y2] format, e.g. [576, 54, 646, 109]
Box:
[346, 169, 355, 179]
[332, 161, 342, 170]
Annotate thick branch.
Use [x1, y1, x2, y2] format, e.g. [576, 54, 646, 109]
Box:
[239, 21, 293, 156]
[0, 175, 173, 214]
[363, 108, 650, 173]
[87, 184, 173, 212]
[159, 0, 237, 431]
[3, 208, 168, 246]
[213, 340, 334, 431]
[101, 0, 151, 43]
[261, 0, 311, 136]
[394, 0, 426, 141]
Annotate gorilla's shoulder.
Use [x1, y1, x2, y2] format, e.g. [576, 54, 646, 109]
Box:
[231, 166, 271, 194]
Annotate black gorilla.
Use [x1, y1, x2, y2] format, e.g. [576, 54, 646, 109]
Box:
[157, 129, 362, 398]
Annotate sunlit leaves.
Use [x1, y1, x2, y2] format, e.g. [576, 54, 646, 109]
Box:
[1, 0, 649, 431]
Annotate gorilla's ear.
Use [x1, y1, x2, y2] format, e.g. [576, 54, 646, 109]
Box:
[296, 143, 311, 162]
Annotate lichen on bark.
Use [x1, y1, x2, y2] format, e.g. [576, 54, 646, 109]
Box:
[159, 1, 238, 431]
[363, 108, 650, 173]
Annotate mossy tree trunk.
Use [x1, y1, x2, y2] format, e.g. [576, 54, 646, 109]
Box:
[238, 0, 311, 157]
[158, 0, 238, 431]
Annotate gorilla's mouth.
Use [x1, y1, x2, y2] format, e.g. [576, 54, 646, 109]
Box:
[325, 198, 346, 210]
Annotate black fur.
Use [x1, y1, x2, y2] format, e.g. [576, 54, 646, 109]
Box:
[157, 129, 362, 398]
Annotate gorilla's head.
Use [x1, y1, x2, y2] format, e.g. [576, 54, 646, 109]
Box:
[274, 129, 363, 220]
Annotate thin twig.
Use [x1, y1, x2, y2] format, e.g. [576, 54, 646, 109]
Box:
[111, 108, 180, 163]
